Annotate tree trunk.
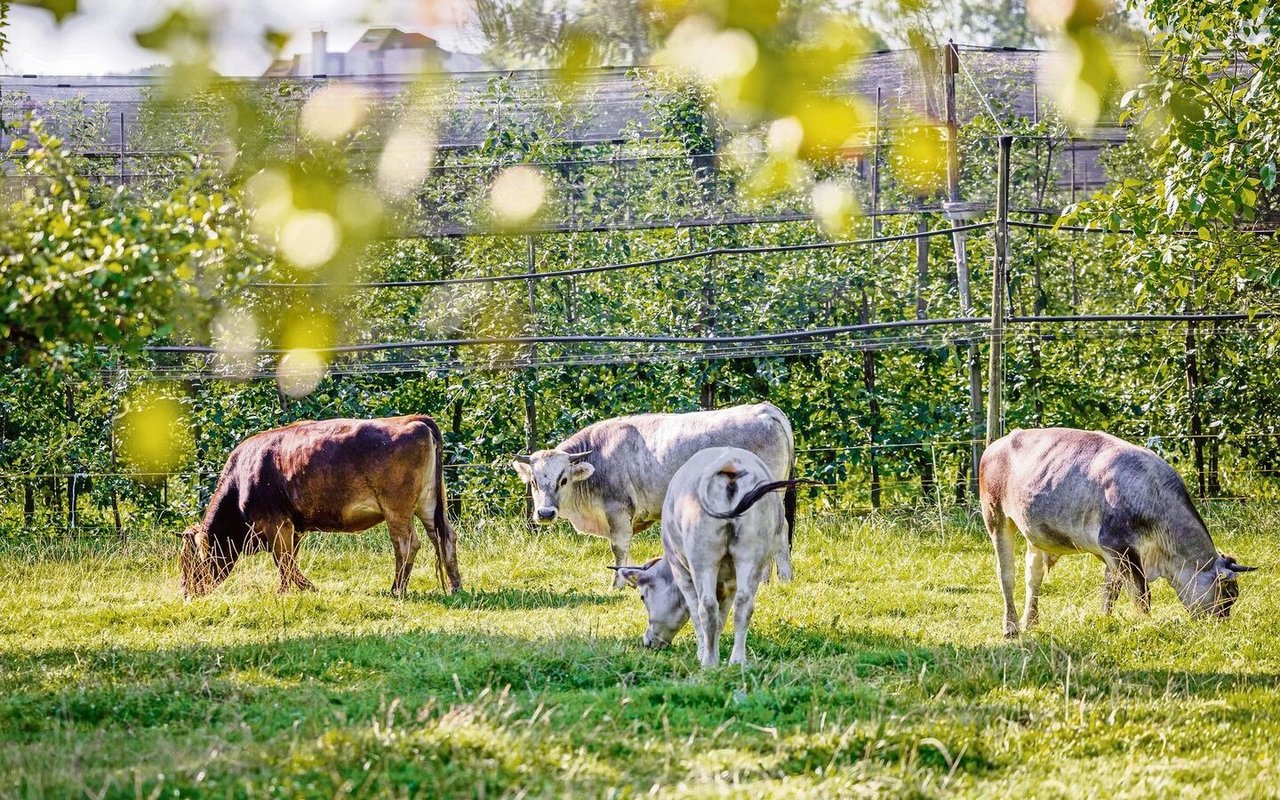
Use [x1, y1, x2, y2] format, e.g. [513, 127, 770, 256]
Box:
[1185, 320, 1206, 498]
[50, 476, 62, 521]
[919, 449, 936, 502]
[1208, 437, 1222, 498]
[24, 481, 35, 520]
[112, 488, 124, 543]
[449, 393, 465, 519]
[860, 285, 881, 509]
[954, 454, 968, 505]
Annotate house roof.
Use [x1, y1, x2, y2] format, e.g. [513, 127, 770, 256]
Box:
[348, 27, 441, 54]
[263, 55, 301, 77]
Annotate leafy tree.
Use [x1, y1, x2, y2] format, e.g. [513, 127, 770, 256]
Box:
[0, 119, 261, 368]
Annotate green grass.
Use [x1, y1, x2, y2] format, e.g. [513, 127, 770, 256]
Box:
[1, 506, 1277, 799]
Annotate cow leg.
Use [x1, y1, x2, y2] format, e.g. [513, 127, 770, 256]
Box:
[1021, 547, 1049, 630]
[387, 517, 420, 598]
[669, 558, 705, 661]
[772, 537, 793, 583]
[268, 521, 309, 593]
[983, 505, 1020, 637]
[1101, 565, 1123, 615]
[289, 531, 317, 591]
[729, 561, 764, 666]
[690, 564, 723, 668]
[1100, 533, 1149, 616]
[1117, 546, 1150, 614]
[607, 512, 634, 590]
[416, 510, 461, 593]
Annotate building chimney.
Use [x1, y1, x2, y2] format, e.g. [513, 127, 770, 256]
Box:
[311, 29, 328, 76]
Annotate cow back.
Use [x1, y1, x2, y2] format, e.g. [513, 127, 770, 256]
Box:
[563, 403, 793, 520]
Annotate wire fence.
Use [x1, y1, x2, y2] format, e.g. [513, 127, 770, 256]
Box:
[7, 426, 1280, 542]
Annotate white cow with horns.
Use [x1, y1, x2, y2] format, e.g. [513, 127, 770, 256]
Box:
[511, 402, 796, 588]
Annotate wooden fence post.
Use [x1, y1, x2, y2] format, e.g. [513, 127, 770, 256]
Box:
[986, 135, 1012, 444]
[943, 40, 984, 500]
[864, 87, 882, 509]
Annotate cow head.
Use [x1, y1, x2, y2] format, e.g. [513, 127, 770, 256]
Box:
[510, 449, 594, 525]
[615, 558, 689, 649]
[176, 523, 239, 597]
[1183, 553, 1258, 618]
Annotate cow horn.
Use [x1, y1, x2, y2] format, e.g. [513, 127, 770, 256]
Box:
[1228, 561, 1259, 573]
[568, 450, 593, 463]
[512, 454, 533, 464]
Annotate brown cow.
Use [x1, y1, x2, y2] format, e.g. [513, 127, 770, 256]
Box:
[178, 415, 461, 597]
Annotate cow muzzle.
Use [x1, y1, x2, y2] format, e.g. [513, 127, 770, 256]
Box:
[534, 507, 558, 524]
[642, 630, 671, 650]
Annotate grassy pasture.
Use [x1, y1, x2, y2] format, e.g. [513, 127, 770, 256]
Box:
[1, 508, 1277, 799]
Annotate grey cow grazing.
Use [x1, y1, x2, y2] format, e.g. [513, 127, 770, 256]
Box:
[512, 402, 795, 588]
[980, 427, 1257, 637]
[617, 447, 798, 667]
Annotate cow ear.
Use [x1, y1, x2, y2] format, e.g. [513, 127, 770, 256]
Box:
[613, 565, 644, 588]
[569, 462, 595, 482]
[511, 460, 533, 482]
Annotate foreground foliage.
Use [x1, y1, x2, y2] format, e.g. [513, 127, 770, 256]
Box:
[1, 509, 1276, 798]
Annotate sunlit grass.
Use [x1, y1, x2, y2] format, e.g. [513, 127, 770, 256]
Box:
[1, 507, 1276, 798]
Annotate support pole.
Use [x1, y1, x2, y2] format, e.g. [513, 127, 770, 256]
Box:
[943, 40, 982, 499]
[915, 215, 928, 319]
[864, 88, 882, 509]
[119, 112, 126, 185]
[524, 234, 539, 524]
[986, 135, 1012, 444]
[698, 229, 718, 409]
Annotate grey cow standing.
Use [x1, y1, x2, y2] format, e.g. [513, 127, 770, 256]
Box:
[980, 427, 1257, 637]
[511, 402, 796, 588]
[616, 447, 798, 667]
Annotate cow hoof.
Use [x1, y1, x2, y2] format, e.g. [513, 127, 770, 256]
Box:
[1003, 624, 1020, 638]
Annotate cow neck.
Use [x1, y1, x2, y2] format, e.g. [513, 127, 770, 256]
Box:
[1143, 514, 1218, 590]
[201, 481, 243, 541]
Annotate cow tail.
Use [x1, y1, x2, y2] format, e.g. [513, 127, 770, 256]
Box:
[706, 479, 804, 520]
[784, 452, 797, 549]
[421, 416, 452, 591]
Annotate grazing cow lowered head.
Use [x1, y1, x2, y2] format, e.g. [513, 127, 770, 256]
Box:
[177, 522, 239, 597]
[618, 447, 801, 668]
[510, 449, 594, 525]
[178, 415, 461, 598]
[614, 558, 689, 650]
[980, 426, 1258, 636]
[510, 403, 797, 589]
[1180, 553, 1256, 619]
